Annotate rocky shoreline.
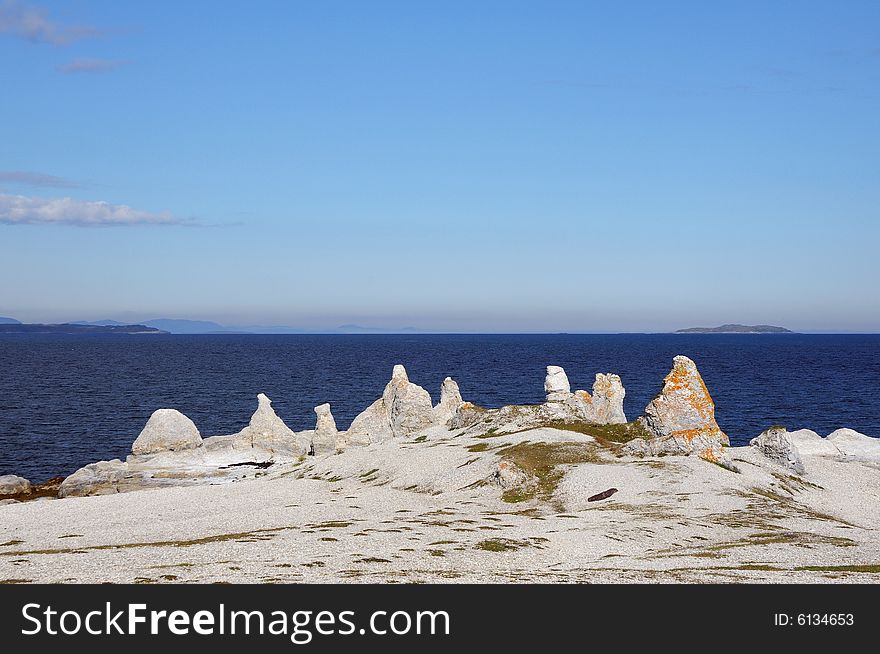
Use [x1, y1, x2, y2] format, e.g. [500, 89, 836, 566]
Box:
[2, 355, 878, 583]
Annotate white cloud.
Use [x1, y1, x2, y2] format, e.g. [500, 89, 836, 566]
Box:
[0, 0, 101, 45]
[0, 194, 184, 226]
[57, 57, 128, 74]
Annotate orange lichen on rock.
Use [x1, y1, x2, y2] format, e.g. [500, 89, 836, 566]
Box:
[623, 355, 730, 459]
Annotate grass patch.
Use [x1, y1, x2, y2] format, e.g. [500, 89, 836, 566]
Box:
[475, 537, 545, 553]
[0, 527, 287, 557]
[412, 435, 427, 443]
[749, 488, 854, 526]
[540, 420, 653, 444]
[355, 557, 392, 564]
[359, 469, 379, 478]
[705, 530, 856, 552]
[796, 564, 880, 573]
[309, 521, 352, 529]
[475, 429, 500, 439]
[466, 443, 491, 452]
[495, 441, 602, 503]
[0, 540, 24, 547]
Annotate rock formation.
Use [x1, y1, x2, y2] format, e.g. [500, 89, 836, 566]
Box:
[540, 366, 627, 424]
[229, 393, 308, 455]
[312, 403, 338, 454]
[344, 365, 435, 445]
[59, 395, 309, 497]
[623, 355, 729, 462]
[575, 373, 627, 424]
[59, 459, 129, 497]
[31, 356, 880, 504]
[0, 474, 31, 497]
[451, 365, 627, 432]
[433, 377, 464, 425]
[750, 426, 805, 474]
[786, 429, 841, 456]
[489, 460, 532, 491]
[826, 428, 880, 459]
[131, 409, 202, 455]
[544, 366, 571, 402]
[384, 365, 435, 437]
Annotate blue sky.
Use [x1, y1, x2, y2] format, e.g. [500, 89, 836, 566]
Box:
[1, 1, 878, 332]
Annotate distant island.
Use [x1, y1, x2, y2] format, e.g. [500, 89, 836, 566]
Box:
[0, 323, 168, 335]
[676, 324, 793, 334]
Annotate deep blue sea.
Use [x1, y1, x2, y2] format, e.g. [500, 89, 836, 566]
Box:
[0, 334, 877, 480]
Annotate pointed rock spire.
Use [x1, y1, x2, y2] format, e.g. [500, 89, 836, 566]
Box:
[433, 377, 464, 425]
[624, 355, 728, 462]
[345, 364, 435, 444]
[233, 393, 305, 454]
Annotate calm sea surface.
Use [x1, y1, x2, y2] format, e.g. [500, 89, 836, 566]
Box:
[0, 334, 877, 480]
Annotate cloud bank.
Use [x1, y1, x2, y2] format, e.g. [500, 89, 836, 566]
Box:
[0, 0, 101, 45]
[56, 57, 128, 74]
[0, 194, 182, 226]
[0, 170, 79, 188]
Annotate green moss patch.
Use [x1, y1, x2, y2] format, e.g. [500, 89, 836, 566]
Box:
[540, 420, 653, 444]
[495, 441, 602, 503]
[796, 564, 880, 573]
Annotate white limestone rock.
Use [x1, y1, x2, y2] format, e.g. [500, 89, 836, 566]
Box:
[345, 399, 391, 446]
[383, 365, 434, 437]
[344, 365, 435, 445]
[432, 377, 464, 425]
[231, 393, 307, 455]
[787, 429, 840, 457]
[312, 403, 338, 454]
[826, 428, 880, 459]
[0, 474, 31, 497]
[750, 426, 805, 474]
[573, 373, 627, 424]
[544, 366, 571, 402]
[131, 409, 202, 456]
[58, 459, 128, 497]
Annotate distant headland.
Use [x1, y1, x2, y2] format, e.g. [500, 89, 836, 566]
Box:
[676, 324, 793, 334]
[0, 323, 168, 335]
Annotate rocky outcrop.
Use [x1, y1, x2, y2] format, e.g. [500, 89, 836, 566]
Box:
[312, 403, 338, 454]
[489, 460, 533, 491]
[433, 377, 464, 425]
[229, 394, 308, 455]
[575, 373, 627, 424]
[0, 475, 31, 497]
[131, 409, 202, 455]
[59, 394, 309, 497]
[786, 429, 841, 457]
[750, 426, 805, 474]
[826, 428, 880, 459]
[450, 365, 628, 433]
[59, 459, 129, 497]
[544, 366, 571, 402]
[543, 367, 627, 424]
[624, 355, 729, 462]
[344, 365, 435, 445]
[384, 365, 435, 437]
[344, 399, 389, 446]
